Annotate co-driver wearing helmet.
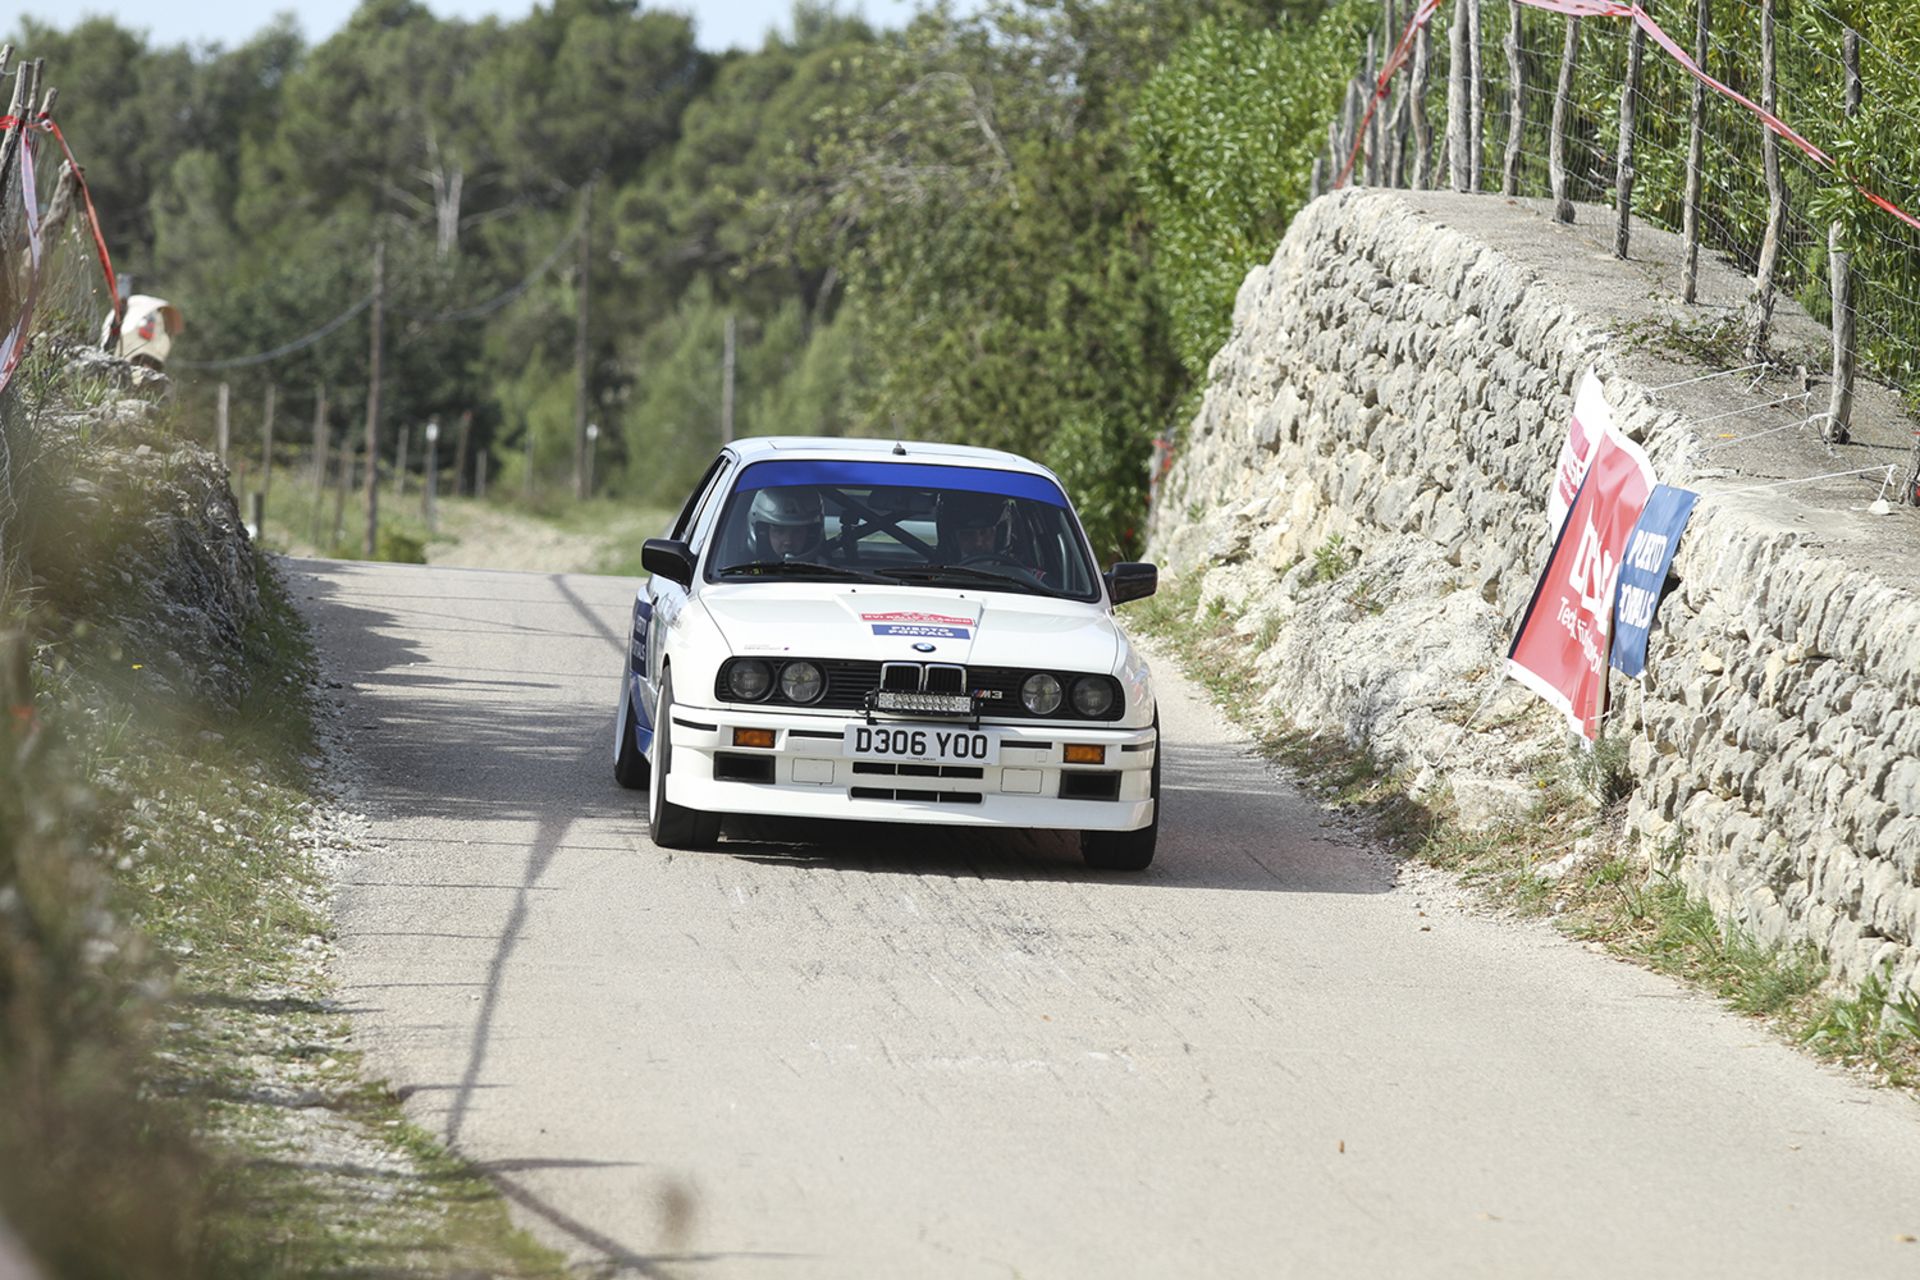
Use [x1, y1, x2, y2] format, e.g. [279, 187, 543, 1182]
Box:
[936, 490, 1016, 562]
[749, 488, 826, 561]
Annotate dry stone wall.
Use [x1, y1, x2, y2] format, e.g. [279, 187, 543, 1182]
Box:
[1149, 187, 1920, 997]
[32, 343, 264, 710]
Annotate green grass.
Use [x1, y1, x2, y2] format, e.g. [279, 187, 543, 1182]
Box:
[240, 454, 449, 561]
[1802, 972, 1920, 1088]
[1134, 568, 1920, 1093]
[1311, 533, 1358, 583]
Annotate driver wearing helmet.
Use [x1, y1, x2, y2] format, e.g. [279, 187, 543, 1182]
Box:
[749, 488, 826, 561]
[937, 490, 1016, 562]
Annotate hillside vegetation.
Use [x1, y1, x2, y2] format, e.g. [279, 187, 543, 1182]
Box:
[15, 0, 1920, 563]
[11, 0, 1362, 560]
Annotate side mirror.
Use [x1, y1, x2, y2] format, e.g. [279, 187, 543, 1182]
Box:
[641, 538, 696, 588]
[1106, 561, 1158, 606]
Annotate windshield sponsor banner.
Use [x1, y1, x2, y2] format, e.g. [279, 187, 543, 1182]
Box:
[1609, 485, 1698, 679]
[732, 459, 1070, 508]
[1507, 388, 1657, 742]
[863, 610, 974, 640]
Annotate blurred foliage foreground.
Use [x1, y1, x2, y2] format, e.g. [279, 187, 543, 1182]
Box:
[0, 346, 555, 1274]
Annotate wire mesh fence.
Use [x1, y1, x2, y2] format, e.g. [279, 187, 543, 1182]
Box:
[1324, 0, 1920, 501]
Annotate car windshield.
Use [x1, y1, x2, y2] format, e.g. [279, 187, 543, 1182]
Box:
[707, 460, 1100, 600]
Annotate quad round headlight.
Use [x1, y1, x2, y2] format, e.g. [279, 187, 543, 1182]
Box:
[1071, 677, 1114, 718]
[728, 659, 772, 701]
[779, 660, 825, 704]
[1020, 672, 1063, 716]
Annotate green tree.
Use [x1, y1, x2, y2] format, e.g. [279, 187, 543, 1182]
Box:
[1130, 8, 1363, 376]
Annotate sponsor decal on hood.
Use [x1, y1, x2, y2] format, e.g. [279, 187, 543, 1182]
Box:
[862, 610, 974, 640]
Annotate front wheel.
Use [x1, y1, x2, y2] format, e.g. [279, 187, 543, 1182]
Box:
[1081, 715, 1159, 872]
[648, 672, 721, 850]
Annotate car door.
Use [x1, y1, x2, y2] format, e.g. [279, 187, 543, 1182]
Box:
[639, 453, 735, 724]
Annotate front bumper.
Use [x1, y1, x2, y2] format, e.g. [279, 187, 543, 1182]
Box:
[660, 702, 1156, 831]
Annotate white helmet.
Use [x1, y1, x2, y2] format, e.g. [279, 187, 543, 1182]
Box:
[749, 488, 825, 560]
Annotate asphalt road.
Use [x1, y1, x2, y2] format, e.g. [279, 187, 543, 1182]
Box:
[294, 557, 1920, 1279]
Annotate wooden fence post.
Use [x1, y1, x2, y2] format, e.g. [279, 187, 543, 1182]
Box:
[721, 313, 737, 444]
[1615, 23, 1646, 257]
[1390, 67, 1413, 189]
[455, 410, 472, 499]
[572, 177, 594, 501]
[1549, 16, 1579, 223]
[259, 383, 277, 499]
[309, 385, 328, 491]
[1468, 0, 1485, 190]
[1341, 76, 1364, 179]
[0, 56, 26, 208]
[1411, 22, 1434, 189]
[363, 239, 385, 560]
[1827, 30, 1861, 446]
[216, 382, 230, 465]
[1745, 0, 1786, 362]
[393, 423, 410, 499]
[308, 387, 329, 549]
[6, 63, 41, 222]
[1682, 0, 1709, 303]
[1311, 155, 1326, 201]
[1381, 0, 1401, 185]
[330, 443, 351, 553]
[1364, 34, 1381, 186]
[1503, 0, 1524, 195]
[1448, 0, 1471, 191]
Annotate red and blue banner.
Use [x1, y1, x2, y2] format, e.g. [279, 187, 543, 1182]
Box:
[863, 611, 975, 640]
[1507, 389, 1657, 741]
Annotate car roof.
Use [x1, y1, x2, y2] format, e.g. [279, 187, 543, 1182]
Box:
[726, 436, 1055, 478]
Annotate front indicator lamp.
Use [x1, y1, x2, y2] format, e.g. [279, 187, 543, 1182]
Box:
[1071, 677, 1115, 718]
[1063, 744, 1106, 765]
[733, 728, 776, 749]
[1021, 673, 1063, 716]
[728, 660, 772, 700]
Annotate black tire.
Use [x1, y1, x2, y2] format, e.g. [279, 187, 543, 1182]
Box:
[613, 682, 649, 790]
[648, 672, 721, 850]
[1081, 715, 1159, 872]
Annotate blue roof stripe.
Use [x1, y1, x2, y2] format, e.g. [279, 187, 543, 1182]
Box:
[732, 459, 1068, 508]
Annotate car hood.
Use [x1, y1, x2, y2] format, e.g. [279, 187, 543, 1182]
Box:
[698, 582, 1120, 674]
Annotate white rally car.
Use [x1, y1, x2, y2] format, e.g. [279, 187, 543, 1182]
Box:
[612, 438, 1163, 869]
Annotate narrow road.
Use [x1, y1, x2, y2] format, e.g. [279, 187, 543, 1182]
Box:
[294, 558, 1920, 1279]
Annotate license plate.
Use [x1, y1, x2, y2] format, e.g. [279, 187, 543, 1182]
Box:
[843, 724, 1000, 766]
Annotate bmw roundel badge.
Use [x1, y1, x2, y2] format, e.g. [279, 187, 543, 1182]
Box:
[912, 642, 937, 653]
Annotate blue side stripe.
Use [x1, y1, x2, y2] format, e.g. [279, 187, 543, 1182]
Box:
[732, 459, 1068, 508]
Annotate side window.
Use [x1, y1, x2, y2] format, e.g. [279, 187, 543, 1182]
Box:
[675, 454, 733, 545]
[670, 455, 729, 542]
[684, 458, 737, 553]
